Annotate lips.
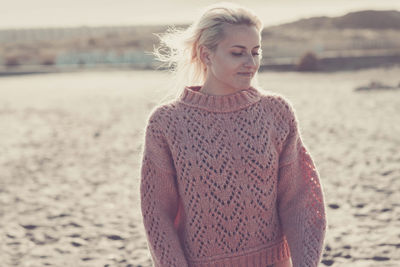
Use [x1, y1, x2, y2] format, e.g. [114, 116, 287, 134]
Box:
[237, 72, 253, 77]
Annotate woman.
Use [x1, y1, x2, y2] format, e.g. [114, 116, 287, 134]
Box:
[140, 2, 327, 267]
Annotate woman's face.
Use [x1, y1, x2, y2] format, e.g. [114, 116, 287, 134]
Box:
[203, 24, 261, 93]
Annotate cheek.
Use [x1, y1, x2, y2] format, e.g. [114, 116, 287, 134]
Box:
[255, 58, 261, 69]
[213, 57, 238, 75]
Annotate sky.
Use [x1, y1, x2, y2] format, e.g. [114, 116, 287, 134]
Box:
[1, 0, 400, 29]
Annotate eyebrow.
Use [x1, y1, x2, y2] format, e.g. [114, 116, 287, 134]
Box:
[231, 45, 260, 49]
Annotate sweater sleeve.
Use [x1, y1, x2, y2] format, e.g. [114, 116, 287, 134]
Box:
[277, 99, 327, 267]
[140, 109, 188, 267]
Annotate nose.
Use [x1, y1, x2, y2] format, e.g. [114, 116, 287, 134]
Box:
[244, 54, 257, 68]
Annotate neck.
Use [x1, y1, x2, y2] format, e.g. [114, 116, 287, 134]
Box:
[200, 80, 248, 96]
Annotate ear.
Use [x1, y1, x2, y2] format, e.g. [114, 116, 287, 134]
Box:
[199, 45, 212, 66]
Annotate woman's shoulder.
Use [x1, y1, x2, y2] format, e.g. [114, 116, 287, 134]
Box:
[257, 88, 297, 118]
[145, 101, 178, 126]
[256, 89, 299, 137]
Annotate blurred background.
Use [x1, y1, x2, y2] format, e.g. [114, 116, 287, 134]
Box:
[1, 0, 400, 73]
[0, 1, 399, 267]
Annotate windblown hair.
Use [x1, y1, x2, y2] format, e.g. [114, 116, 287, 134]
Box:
[153, 2, 263, 101]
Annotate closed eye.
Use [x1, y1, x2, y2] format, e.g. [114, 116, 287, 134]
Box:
[232, 52, 260, 56]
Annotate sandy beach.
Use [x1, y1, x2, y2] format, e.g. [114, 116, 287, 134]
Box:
[0, 67, 399, 266]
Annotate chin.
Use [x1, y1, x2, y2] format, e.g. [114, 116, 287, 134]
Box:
[225, 79, 252, 91]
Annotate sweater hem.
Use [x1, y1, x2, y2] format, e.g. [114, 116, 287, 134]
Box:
[187, 238, 291, 267]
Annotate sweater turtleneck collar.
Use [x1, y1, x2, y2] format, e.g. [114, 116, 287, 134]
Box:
[178, 86, 261, 113]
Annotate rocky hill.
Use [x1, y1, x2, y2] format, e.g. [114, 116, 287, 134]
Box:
[270, 10, 400, 30]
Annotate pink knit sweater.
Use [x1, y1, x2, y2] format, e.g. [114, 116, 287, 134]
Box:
[140, 86, 327, 267]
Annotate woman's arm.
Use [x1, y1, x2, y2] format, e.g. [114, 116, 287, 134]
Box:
[140, 109, 188, 267]
[277, 98, 327, 267]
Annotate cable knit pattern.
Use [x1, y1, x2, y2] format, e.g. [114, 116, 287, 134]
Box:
[140, 86, 327, 267]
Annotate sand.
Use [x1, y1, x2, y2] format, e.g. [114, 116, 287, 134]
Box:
[0, 67, 399, 266]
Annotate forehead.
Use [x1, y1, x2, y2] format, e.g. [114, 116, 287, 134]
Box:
[218, 24, 261, 48]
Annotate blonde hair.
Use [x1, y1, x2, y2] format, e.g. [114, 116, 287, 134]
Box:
[153, 2, 263, 103]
